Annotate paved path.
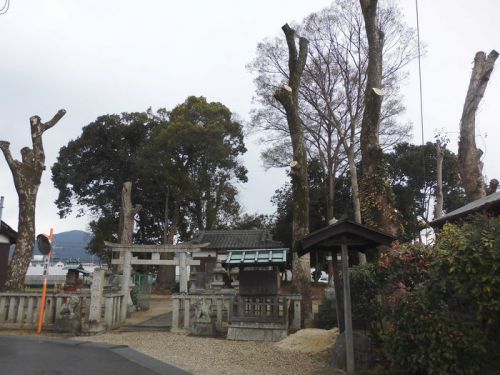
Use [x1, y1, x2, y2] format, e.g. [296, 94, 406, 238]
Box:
[0, 334, 190, 375]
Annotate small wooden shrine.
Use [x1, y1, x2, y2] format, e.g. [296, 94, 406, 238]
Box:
[225, 248, 300, 341]
[63, 263, 90, 291]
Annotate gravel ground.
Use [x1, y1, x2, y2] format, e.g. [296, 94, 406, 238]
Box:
[75, 331, 335, 375]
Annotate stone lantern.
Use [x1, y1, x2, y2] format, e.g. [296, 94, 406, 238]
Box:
[211, 260, 225, 290]
[230, 266, 240, 291]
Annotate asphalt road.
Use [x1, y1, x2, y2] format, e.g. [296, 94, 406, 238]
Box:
[0, 335, 191, 375]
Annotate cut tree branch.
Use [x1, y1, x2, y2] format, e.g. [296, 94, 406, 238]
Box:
[458, 50, 498, 202]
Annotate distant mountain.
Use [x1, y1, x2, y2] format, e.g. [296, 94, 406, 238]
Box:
[10, 230, 95, 262]
[49, 230, 93, 261]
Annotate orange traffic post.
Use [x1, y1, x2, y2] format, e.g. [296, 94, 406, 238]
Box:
[37, 228, 53, 335]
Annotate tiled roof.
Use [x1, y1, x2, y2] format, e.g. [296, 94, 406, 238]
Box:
[189, 229, 284, 251]
[0, 220, 17, 243]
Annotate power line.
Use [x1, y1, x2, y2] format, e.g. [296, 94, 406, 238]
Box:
[0, 0, 10, 15]
[415, 0, 429, 239]
[415, 0, 425, 147]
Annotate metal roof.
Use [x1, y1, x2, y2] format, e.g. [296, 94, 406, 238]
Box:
[189, 229, 284, 251]
[225, 248, 288, 265]
[431, 191, 500, 227]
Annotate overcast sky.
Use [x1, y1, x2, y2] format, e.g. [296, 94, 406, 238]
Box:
[1, 0, 499, 235]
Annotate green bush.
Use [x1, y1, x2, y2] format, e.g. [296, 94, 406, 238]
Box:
[434, 215, 500, 331]
[350, 264, 381, 332]
[372, 216, 500, 374]
[383, 288, 485, 375]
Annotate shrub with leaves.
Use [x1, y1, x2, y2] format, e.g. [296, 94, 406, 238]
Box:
[383, 288, 486, 375]
[375, 241, 431, 303]
[350, 264, 381, 332]
[434, 215, 500, 331]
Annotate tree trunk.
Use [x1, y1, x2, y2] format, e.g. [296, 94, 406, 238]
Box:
[345, 143, 366, 264]
[359, 0, 401, 236]
[0, 110, 66, 291]
[118, 182, 142, 245]
[274, 23, 312, 323]
[458, 50, 498, 202]
[116, 182, 142, 273]
[157, 193, 179, 290]
[347, 145, 362, 225]
[434, 141, 444, 219]
[327, 169, 335, 221]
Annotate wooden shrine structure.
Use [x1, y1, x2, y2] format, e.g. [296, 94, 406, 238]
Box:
[225, 248, 301, 341]
[299, 219, 395, 374]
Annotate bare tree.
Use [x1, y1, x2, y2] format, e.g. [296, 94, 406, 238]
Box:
[0, 109, 66, 291]
[458, 50, 498, 202]
[249, 0, 415, 223]
[273, 23, 312, 322]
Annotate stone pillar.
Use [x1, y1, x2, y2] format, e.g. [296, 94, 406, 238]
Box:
[89, 268, 105, 322]
[120, 249, 132, 322]
[172, 297, 180, 331]
[291, 299, 301, 330]
[179, 252, 188, 293]
[183, 298, 190, 329]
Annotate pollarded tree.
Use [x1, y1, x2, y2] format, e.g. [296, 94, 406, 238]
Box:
[0, 109, 66, 291]
[273, 23, 313, 322]
[249, 0, 416, 223]
[458, 50, 498, 202]
[358, 0, 402, 235]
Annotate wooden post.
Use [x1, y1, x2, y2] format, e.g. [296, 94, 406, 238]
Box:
[341, 238, 354, 374]
[332, 250, 345, 332]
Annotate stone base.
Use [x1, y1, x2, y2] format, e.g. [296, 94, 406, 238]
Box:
[81, 321, 106, 335]
[54, 317, 81, 335]
[191, 321, 216, 337]
[227, 321, 287, 342]
[332, 330, 373, 371]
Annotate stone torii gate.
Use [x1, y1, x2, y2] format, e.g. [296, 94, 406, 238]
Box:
[105, 241, 208, 321]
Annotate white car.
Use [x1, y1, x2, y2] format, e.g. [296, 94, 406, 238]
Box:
[310, 268, 329, 283]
